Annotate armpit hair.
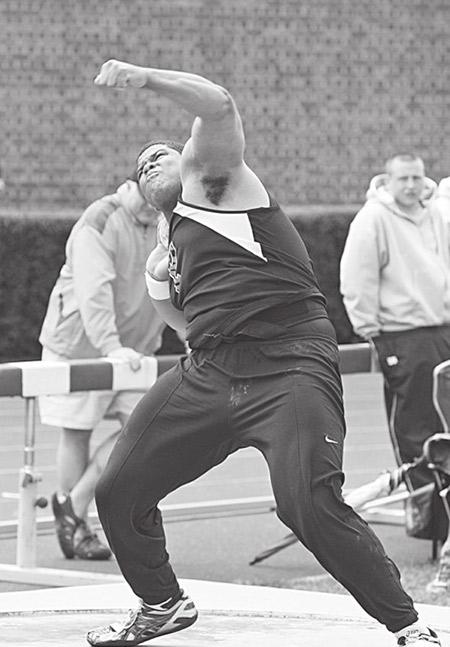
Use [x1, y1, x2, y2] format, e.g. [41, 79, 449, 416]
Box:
[201, 175, 230, 205]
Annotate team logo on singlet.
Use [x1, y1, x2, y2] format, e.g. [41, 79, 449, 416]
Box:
[168, 241, 181, 294]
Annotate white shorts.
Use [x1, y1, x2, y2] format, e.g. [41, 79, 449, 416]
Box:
[39, 348, 145, 430]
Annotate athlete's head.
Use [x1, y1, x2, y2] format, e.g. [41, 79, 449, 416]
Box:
[136, 140, 184, 213]
[138, 140, 185, 157]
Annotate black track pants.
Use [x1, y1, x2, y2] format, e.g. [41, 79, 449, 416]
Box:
[373, 325, 450, 488]
[96, 334, 417, 633]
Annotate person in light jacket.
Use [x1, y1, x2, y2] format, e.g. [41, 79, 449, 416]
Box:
[39, 172, 166, 560]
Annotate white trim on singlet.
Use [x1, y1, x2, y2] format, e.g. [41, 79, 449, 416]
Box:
[174, 201, 268, 262]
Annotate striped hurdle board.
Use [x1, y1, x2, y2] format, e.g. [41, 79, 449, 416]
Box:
[0, 344, 373, 399]
[0, 355, 181, 398]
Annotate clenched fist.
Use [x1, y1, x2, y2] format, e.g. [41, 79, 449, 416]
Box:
[94, 59, 148, 89]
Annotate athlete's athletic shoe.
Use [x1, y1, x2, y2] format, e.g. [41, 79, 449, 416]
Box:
[86, 591, 198, 645]
[397, 627, 441, 645]
[73, 521, 111, 560]
[52, 493, 111, 560]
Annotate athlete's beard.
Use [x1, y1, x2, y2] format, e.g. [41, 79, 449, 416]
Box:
[142, 177, 181, 214]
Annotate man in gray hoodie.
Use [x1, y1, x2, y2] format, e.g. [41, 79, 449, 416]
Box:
[340, 154, 450, 538]
[39, 172, 166, 560]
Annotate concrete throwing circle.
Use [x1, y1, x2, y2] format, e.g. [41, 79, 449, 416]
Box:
[0, 609, 422, 646]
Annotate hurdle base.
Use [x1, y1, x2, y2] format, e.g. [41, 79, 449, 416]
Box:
[0, 563, 122, 587]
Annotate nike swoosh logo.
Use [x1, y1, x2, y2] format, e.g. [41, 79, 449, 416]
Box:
[324, 435, 339, 444]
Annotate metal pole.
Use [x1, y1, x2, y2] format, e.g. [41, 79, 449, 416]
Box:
[16, 397, 41, 568]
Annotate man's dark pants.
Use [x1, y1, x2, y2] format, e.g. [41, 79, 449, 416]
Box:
[374, 325, 450, 474]
[373, 325, 450, 541]
[96, 328, 418, 633]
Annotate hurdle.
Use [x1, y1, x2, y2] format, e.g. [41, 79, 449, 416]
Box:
[0, 354, 183, 585]
[0, 343, 380, 586]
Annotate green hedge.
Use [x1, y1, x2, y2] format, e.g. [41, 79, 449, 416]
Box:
[0, 213, 75, 362]
[0, 207, 359, 362]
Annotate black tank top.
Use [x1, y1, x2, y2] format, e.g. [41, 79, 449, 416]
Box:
[168, 195, 328, 348]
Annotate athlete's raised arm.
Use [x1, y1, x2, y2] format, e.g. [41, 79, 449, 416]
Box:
[94, 60, 245, 175]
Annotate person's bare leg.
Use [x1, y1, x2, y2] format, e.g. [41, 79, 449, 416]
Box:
[56, 427, 92, 497]
[69, 412, 128, 518]
[70, 429, 121, 519]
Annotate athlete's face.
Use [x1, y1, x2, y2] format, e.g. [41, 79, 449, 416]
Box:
[137, 144, 182, 213]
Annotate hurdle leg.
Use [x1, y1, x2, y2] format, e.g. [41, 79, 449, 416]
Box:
[16, 397, 46, 568]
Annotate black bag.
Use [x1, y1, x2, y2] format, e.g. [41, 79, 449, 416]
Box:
[404, 483, 435, 539]
[405, 482, 448, 541]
